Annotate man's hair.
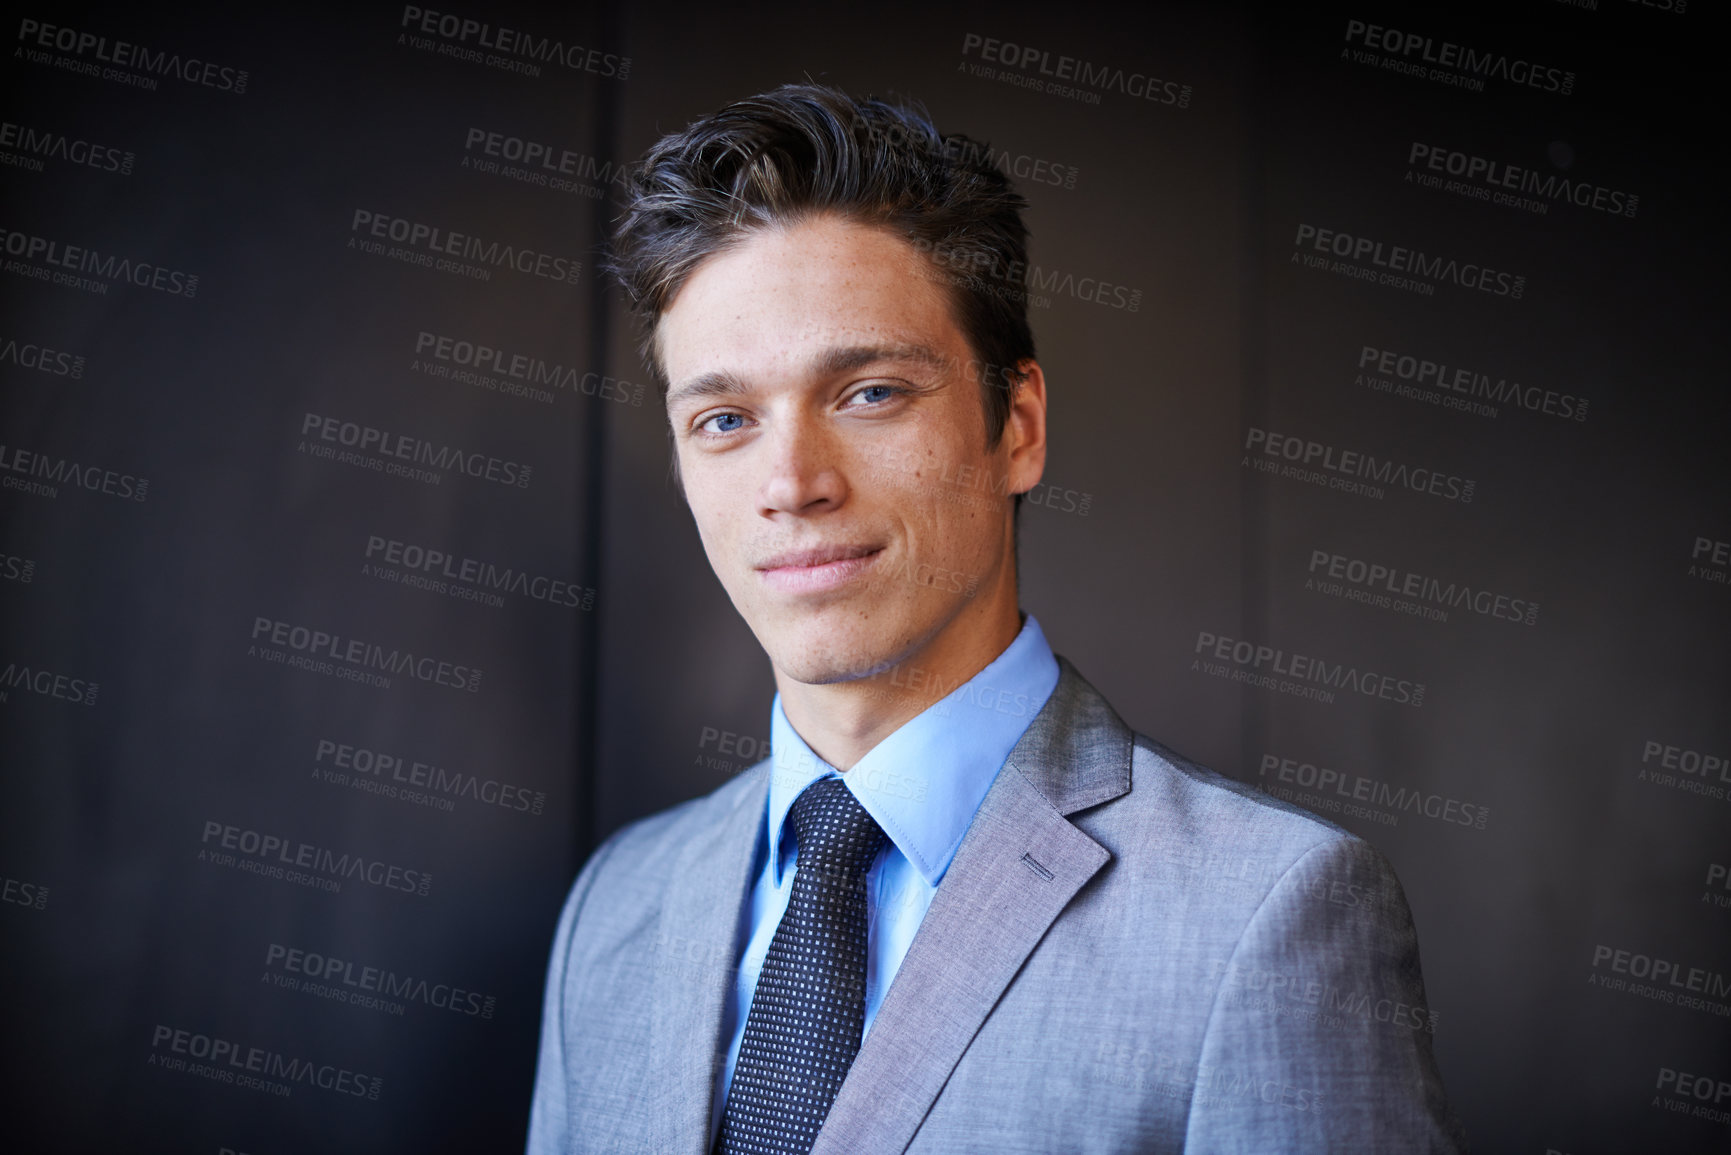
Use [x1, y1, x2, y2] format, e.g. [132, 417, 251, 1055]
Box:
[608, 83, 1036, 446]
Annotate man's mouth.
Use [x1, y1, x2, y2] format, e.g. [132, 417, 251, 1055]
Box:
[755, 544, 884, 593]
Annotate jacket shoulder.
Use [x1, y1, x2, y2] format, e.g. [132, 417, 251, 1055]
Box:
[1130, 733, 1353, 846]
[1073, 733, 1405, 913]
[583, 761, 768, 885]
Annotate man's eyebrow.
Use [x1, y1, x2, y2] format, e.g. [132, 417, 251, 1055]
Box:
[812, 343, 952, 379]
[666, 343, 951, 407]
[665, 369, 749, 407]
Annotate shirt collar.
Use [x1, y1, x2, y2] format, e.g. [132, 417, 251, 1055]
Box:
[766, 614, 1060, 889]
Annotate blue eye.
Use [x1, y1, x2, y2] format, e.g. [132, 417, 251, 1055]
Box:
[704, 413, 746, 433]
[855, 384, 897, 405]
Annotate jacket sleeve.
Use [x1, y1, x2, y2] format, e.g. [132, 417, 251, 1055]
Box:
[1182, 835, 1467, 1153]
[525, 833, 624, 1155]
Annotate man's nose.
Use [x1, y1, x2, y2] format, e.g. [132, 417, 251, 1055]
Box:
[758, 416, 847, 515]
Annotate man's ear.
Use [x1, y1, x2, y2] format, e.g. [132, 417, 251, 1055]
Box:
[1004, 359, 1048, 497]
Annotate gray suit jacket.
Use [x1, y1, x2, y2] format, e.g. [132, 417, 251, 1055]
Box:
[527, 658, 1465, 1153]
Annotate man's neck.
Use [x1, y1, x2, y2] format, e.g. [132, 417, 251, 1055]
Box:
[774, 597, 1025, 771]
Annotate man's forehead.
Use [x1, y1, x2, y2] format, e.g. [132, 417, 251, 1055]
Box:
[659, 216, 954, 340]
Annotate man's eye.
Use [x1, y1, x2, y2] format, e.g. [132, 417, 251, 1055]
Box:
[849, 384, 900, 406]
[701, 412, 747, 434]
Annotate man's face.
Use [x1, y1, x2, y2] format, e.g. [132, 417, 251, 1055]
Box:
[658, 214, 1042, 687]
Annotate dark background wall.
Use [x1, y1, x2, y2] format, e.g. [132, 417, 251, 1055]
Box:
[2, 2, 1725, 1153]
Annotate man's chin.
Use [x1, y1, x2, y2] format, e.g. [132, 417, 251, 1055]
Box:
[770, 650, 896, 688]
[760, 625, 914, 688]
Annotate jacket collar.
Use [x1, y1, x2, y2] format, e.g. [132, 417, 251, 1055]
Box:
[644, 656, 1133, 1155]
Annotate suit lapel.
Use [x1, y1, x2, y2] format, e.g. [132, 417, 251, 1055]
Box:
[809, 658, 1134, 1155]
[643, 766, 769, 1155]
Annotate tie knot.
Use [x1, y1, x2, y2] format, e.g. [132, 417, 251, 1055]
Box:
[787, 776, 886, 878]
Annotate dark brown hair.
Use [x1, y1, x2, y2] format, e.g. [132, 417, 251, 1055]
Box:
[608, 83, 1036, 445]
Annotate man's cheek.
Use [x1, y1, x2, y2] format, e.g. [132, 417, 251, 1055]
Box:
[690, 507, 740, 576]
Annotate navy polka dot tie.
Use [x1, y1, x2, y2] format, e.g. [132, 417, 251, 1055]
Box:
[715, 775, 888, 1155]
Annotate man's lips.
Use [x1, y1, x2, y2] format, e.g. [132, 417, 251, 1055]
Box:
[755, 545, 884, 593]
[756, 544, 882, 570]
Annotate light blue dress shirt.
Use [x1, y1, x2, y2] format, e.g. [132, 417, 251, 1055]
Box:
[708, 614, 1061, 1145]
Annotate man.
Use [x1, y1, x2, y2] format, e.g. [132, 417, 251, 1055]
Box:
[528, 84, 1464, 1153]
